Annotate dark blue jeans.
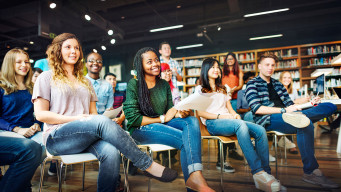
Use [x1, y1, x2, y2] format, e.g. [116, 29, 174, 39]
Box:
[46, 115, 153, 192]
[0, 137, 42, 192]
[131, 116, 202, 181]
[265, 102, 337, 174]
[206, 119, 270, 175]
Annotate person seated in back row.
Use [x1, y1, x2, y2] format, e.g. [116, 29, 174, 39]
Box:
[245, 52, 339, 189]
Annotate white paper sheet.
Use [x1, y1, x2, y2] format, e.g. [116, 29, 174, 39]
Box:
[102, 106, 123, 119]
[174, 92, 213, 111]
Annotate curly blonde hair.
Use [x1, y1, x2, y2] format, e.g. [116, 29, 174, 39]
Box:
[46, 33, 92, 92]
[279, 71, 293, 94]
[0, 48, 33, 95]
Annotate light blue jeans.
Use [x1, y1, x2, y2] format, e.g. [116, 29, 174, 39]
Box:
[206, 119, 270, 175]
[46, 115, 153, 192]
[131, 116, 202, 181]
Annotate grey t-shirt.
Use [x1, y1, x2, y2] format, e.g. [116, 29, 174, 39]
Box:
[32, 71, 98, 145]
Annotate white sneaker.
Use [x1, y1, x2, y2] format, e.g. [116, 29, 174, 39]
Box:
[282, 112, 310, 128]
[278, 137, 296, 149]
[253, 171, 282, 192]
[269, 154, 276, 162]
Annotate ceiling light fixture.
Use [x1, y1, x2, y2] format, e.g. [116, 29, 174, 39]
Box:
[177, 5, 181, 8]
[23, 47, 28, 50]
[244, 8, 289, 17]
[176, 44, 203, 50]
[29, 41, 34, 44]
[101, 45, 106, 50]
[85, 14, 91, 21]
[50, 3, 56, 9]
[110, 39, 116, 44]
[249, 34, 283, 40]
[29, 59, 34, 63]
[108, 30, 113, 35]
[217, 26, 221, 31]
[93, 49, 97, 53]
[150, 25, 183, 32]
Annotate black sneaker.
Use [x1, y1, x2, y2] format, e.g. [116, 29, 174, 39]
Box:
[229, 150, 244, 161]
[216, 162, 235, 173]
[48, 162, 57, 176]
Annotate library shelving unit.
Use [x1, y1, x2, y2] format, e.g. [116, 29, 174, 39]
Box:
[175, 40, 341, 93]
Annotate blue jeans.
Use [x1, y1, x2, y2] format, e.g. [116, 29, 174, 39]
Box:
[46, 115, 153, 192]
[265, 102, 336, 174]
[0, 131, 46, 161]
[206, 119, 270, 175]
[131, 116, 202, 181]
[0, 137, 42, 192]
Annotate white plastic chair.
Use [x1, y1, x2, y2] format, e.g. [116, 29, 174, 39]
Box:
[39, 151, 98, 192]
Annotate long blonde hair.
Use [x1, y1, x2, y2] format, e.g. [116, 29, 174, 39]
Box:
[46, 33, 91, 92]
[279, 71, 293, 94]
[0, 48, 33, 95]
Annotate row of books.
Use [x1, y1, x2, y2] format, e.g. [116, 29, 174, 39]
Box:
[183, 59, 203, 68]
[260, 49, 298, 58]
[277, 59, 298, 68]
[272, 71, 300, 80]
[240, 63, 255, 71]
[306, 45, 341, 55]
[187, 77, 198, 85]
[237, 53, 255, 62]
[307, 56, 336, 66]
[186, 68, 201, 76]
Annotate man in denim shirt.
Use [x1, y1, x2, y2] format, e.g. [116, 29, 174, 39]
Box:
[86, 52, 114, 115]
[245, 52, 338, 189]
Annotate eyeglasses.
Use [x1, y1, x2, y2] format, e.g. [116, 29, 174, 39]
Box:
[88, 59, 103, 64]
[162, 69, 172, 73]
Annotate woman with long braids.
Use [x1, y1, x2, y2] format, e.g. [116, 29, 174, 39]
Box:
[123, 47, 214, 192]
[32, 33, 177, 192]
[196, 58, 285, 192]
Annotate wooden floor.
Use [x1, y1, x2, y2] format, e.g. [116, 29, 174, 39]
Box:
[30, 125, 341, 192]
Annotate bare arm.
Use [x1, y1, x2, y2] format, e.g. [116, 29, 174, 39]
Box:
[255, 105, 300, 115]
[176, 73, 183, 81]
[89, 101, 98, 115]
[34, 97, 82, 124]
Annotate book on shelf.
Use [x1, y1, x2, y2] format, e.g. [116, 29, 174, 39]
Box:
[307, 45, 341, 55]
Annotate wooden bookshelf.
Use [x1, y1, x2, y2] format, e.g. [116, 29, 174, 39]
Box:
[175, 40, 341, 92]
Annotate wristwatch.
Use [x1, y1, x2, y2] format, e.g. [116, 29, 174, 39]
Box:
[280, 108, 286, 113]
[160, 115, 165, 123]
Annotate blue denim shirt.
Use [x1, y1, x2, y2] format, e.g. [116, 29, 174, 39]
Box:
[86, 75, 114, 115]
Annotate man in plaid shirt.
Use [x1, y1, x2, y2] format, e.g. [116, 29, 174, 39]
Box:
[159, 41, 182, 87]
[245, 52, 338, 189]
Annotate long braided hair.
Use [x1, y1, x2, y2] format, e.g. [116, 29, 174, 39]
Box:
[133, 47, 160, 117]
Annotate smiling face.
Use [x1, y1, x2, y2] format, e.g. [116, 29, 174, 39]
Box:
[86, 53, 103, 74]
[281, 72, 292, 87]
[142, 51, 160, 77]
[161, 69, 172, 82]
[14, 53, 30, 78]
[61, 38, 80, 65]
[226, 55, 235, 66]
[208, 62, 220, 80]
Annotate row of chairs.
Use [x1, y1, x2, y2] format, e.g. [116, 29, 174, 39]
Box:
[38, 112, 296, 192]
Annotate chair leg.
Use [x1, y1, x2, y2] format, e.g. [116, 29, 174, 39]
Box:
[82, 162, 85, 191]
[274, 134, 278, 178]
[148, 148, 152, 192]
[64, 165, 67, 181]
[207, 139, 210, 170]
[284, 137, 288, 165]
[168, 150, 171, 168]
[57, 160, 63, 192]
[39, 157, 49, 192]
[219, 141, 224, 192]
[122, 156, 130, 192]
